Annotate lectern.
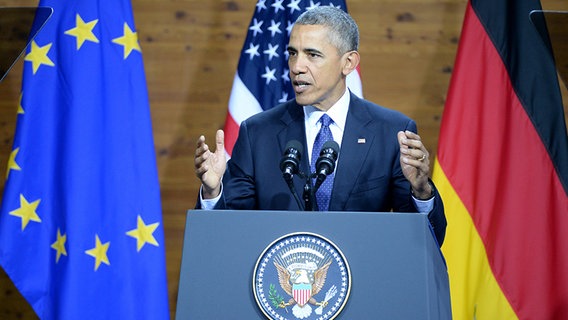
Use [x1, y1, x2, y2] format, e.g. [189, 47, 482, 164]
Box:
[176, 210, 451, 319]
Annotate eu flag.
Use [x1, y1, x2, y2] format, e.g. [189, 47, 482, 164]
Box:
[0, 0, 170, 319]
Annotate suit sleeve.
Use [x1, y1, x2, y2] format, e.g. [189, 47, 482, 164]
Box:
[424, 180, 447, 246]
[391, 120, 447, 245]
[213, 121, 258, 210]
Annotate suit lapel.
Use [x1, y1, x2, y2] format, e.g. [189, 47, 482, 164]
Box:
[276, 100, 307, 161]
[330, 94, 375, 211]
[276, 101, 310, 199]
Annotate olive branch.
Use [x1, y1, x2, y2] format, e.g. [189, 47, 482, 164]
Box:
[268, 284, 285, 308]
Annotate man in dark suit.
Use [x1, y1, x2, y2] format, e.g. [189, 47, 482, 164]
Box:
[194, 6, 446, 245]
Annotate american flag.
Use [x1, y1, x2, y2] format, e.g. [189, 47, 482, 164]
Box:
[223, 0, 363, 155]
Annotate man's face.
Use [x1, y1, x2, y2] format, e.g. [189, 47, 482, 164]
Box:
[287, 24, 348, 111]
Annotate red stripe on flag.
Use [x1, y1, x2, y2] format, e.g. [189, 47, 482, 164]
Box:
[223, 112, 239, 156]
[438, 3, 568, 318]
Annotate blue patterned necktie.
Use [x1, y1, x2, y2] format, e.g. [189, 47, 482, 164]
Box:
[311, 114, 335, 211]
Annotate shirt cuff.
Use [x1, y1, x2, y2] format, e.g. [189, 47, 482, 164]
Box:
[199, 184, 222, 210]
[412, 196, 434, 214]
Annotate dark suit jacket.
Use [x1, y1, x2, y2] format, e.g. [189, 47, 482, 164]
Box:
[204, 92, 446, 245]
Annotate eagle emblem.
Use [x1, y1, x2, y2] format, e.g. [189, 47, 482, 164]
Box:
[274, 260, 331, 318]
[253, 233, 351, 320]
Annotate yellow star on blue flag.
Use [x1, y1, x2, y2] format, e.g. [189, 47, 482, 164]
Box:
[23, 40, 54, 74]
[64, 14, 99, 50]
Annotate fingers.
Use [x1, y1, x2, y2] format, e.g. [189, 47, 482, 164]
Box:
[194, 135, 212, 178]
[194, 130, 225, 178]
[398, 130, 429, 165]
[400, 145, 429, 163]
[194, 131, 226, 199]
[196, 130, 224, 155]
[195, 135, 209, 161]
[398, 130, 422, 149]
[215, 129, 225, 155]
[195, 135, 208, 155]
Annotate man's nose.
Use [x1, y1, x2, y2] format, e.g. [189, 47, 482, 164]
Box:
[289, 56, 307, 74]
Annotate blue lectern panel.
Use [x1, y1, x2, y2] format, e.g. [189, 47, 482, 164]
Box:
[176, 210, 450, 319]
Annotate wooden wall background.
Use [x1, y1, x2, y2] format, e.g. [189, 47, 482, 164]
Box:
[0, 0, 566, 318]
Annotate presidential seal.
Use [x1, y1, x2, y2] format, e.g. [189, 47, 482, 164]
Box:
[253, 233, 351, 320]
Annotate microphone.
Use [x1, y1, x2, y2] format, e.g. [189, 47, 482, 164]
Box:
[313, 140, 339, 192]
[280, 140, 305, 210]
[280, 140, 303, 182]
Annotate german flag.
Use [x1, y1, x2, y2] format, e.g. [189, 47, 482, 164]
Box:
[433, 0, 568, 319]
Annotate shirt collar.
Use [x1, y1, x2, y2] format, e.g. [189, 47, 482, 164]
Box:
[303, 89, 350, 131]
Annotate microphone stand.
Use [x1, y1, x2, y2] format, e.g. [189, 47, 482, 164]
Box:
[285, 174, 305, 211]
[302, 172, 318, 211]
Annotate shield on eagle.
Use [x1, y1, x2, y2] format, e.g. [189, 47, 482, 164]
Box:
[292, 282, 312, 307]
